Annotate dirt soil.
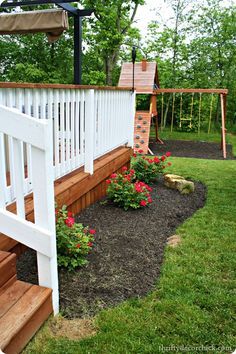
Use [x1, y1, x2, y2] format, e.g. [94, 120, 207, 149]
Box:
[17, 179, 206, 318]
[149, 139, 235, 160]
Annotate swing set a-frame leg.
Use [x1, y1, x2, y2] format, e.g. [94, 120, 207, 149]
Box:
[154, 115, 164, 144]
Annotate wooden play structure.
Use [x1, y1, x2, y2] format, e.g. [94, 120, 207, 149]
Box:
[118, 60, 228, 158]
[118, 59, 161, 154]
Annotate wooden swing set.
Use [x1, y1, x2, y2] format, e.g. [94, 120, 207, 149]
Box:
[118, 60, 228, 159]
[155, 88, 228, 158]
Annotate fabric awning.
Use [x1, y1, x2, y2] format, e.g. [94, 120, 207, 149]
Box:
[0, 9, 69, 42]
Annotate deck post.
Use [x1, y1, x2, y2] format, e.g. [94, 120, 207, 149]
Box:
[84, 89, 95, 174]
[31, 118, 59, 314]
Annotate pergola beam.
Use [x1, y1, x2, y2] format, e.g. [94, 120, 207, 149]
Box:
[56, 2, 78, 15]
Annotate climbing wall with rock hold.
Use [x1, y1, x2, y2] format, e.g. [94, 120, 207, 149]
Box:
[134, 111, 152, 154]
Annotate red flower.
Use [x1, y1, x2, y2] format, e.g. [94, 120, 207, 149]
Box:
[110, 173, 117, 178]
[148, 197, 153, 203]
[76, 243, 81, 248]
[154, 157, 160, 163]
[87, 242, 93, 247]
[67, 211, 74, 217]
[106, 179, 111, 184]
[65, 217, 75, 228]
[161, 155, 166, 161]
[140, 200, 147, 207]
[89, 229, 96, 235]
[122, 166, 128, 171]
[133, 153, 137, 157]
[168, 162, 172, 166]
[166, 151, 171, 157]
[135, 185, 142, 193]
[124, 174, 131, 181]
[130, 169, 135, 175]
[138, 149, 143, 154]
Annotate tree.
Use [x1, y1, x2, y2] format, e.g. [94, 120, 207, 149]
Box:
[185, 1, 236, 124]
[81, 0, 144, 85]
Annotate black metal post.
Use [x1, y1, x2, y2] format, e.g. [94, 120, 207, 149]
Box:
[74, 15, 82, 85]
[132, 46, 136, 92]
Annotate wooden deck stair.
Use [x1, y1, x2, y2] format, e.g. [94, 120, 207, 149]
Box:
[0, 250, 53, 354]
[0, 146, 132, 254]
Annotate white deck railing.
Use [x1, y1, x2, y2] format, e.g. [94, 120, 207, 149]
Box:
[0, 104, 59, 314]
[0, 83, 135, 204]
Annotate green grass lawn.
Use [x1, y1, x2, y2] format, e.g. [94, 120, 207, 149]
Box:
[24, 158, 236, 354]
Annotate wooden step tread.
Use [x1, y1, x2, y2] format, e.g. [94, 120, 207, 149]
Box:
[0, 284, 52, 353]
[0, 235, 18, 253]
[0, 253, 16, 288]
[0, 280, 31, 318]
[0, 250, 10, 263]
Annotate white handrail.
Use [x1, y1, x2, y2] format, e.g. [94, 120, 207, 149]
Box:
[0, 86, 135, 184]
[0, 105, 59, 314]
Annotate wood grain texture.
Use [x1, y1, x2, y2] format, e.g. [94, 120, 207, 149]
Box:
[0, 81, 132, 91]
[134, 111, 152, 154]
[0, 253, 16, 288]
[0, 250, 53, 354]
[154, 88, 228, 94]
[118, 62, 159, 93]
[0, 286, 52, 354]
[0, 280, 31, 318]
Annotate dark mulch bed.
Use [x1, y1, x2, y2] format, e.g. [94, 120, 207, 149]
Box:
[17, 179, 206, 318]
[149, 139, 235, 160]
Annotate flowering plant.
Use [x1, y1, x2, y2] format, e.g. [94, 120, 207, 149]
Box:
[106, 170, 152, 210]
[131, 150, 172, 184]
[55, 205, 95, 270]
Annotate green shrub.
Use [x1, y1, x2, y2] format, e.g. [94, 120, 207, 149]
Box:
[106, 170, 152, 211]
[56, 206, 95, 270]
[131, 150, 172, 184]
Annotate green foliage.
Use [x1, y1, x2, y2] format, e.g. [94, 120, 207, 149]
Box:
[7, 63, 47, 83]
[136, 94, 150, 110]
[131, 151, 172, 184]
[81, 0, 144, 84]
[56, 206, 95, 270]
[106, 170, 152, 210]
[146, 1, 236, 128]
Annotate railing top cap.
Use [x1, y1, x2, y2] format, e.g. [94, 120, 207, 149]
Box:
[0, 82, 133, 92]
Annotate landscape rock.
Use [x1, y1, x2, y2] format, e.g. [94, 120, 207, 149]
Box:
[164, 174, 195, 194]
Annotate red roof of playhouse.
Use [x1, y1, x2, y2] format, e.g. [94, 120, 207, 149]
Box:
[118, 60, 160, 94]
